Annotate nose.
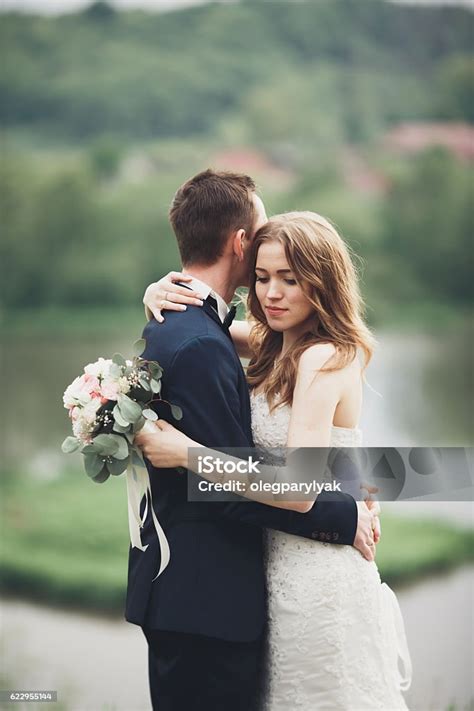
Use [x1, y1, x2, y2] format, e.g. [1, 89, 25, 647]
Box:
[267, 280, 283, 300]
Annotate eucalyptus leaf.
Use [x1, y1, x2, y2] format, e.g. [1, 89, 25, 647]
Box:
[113, 421, 129, 434]
[148, 362, 163, 378]
[112, 353, 127, 367]
[93, 434, 120, 456]
[118, 394, 143, 423]
[61, 436, 81, 454]
[133, 338, 146, 356]
[138, 377, 151, 391]
[133, 416, 146, 433]
[82, 443, 100, 454]
[171, 404, 183, 421]
[143, 408, 158, 421]
[113, 405, 130, 428]
[150, 378, 161, 394]
[92, 467, 110, 484]
[108, 434, 129, 460]
[106, 456, 129, 476]
[84, 453, 105, 478]
[109, 363, 122, 379]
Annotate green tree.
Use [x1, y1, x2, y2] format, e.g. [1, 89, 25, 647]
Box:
[435, 55, 474, 123]
[384, 149, 472, 305]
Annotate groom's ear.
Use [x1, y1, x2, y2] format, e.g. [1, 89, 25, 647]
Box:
[233, 228, 246, 262]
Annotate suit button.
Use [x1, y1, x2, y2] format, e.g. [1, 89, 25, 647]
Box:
[311, 531, 319, 539]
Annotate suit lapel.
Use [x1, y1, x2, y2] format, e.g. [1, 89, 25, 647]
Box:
[202, 301, 233, 340]
[202, 300, 223, 329]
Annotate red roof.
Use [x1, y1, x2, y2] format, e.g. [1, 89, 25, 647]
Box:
[384, 122, 474, 161]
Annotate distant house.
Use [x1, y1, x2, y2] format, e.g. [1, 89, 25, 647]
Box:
[384, 122, 474, 162]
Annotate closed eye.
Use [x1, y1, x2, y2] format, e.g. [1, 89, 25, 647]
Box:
[255, 276, 297, 285]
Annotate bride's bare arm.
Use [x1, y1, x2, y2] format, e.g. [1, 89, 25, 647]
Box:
[229, 320, 253, 359]
[286, 343, 382, 556]
[287, 343, 341, 448]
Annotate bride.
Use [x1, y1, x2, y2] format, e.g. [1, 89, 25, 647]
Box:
[136, 211, 412, 710]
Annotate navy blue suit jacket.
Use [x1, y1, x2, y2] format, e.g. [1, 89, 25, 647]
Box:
[125, 301, 357, 642]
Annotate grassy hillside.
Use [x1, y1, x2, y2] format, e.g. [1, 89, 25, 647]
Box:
[1, 469, 473, 613]
[1, 0, 472, 141]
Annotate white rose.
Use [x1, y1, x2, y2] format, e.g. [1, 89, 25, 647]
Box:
[84, 358, 112, 380]
[63, 375, 85, 409]
[83, 398, 102, 425]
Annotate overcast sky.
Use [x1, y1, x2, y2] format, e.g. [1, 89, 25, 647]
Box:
[1, 0, 472, 15]
[0, 0, 219, 13]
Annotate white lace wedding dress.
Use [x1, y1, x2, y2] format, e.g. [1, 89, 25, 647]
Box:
[251, 391, 412, 711]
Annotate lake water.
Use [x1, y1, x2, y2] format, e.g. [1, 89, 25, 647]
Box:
[1, 328, 472, 480]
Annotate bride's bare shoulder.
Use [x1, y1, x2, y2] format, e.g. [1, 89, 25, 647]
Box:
[297, 342, 337, 373]
[297, 344, 362, 387]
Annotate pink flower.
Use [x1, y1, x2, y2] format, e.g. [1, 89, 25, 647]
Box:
[101, 381, 120, 401]
[63, 373, 101, 409]
[83, 374, 101, 393]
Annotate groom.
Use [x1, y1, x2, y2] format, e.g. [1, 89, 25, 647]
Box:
[126, 169, 376, 711]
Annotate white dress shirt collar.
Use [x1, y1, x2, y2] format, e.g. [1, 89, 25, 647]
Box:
[184, 275, 229, 323]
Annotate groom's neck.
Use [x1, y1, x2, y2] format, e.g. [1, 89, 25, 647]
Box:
[183, 264, 238, 305]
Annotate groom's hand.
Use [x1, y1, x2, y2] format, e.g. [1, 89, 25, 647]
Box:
[353, 502, 377, 561]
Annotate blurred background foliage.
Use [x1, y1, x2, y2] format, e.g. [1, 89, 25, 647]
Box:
[1, 0, 473, 323]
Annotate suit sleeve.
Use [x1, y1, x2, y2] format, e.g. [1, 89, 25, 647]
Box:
[166, 335, 358, 546]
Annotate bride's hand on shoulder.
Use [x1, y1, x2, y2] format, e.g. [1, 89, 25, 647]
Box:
[134, 419, 195, 469]
[143, 272, 204, 323]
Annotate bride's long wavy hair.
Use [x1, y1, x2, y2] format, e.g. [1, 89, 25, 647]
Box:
[246, 211, 376, 411]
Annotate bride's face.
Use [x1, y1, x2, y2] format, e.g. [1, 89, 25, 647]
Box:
[255, 240, 314, 333]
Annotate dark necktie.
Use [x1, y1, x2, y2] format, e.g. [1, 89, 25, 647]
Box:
[205, 295, 236, 330]
[223, 304, 237, 330]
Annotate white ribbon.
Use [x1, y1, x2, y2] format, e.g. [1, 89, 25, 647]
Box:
[126, 424, 170, 580]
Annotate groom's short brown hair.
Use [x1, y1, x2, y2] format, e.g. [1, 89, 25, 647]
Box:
[169, 169, 257, 266]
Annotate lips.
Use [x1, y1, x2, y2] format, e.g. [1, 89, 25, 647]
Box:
[266, 306, 287, 316]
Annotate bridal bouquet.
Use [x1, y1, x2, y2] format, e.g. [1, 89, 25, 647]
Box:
[61, 339, 181, 578]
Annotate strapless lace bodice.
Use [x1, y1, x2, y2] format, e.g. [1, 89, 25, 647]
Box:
[250, 390, 362, 449]
[249, 390, 411, 711]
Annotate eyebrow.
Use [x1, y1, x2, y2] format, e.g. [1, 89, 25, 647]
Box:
[255, 267, 293, 274]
